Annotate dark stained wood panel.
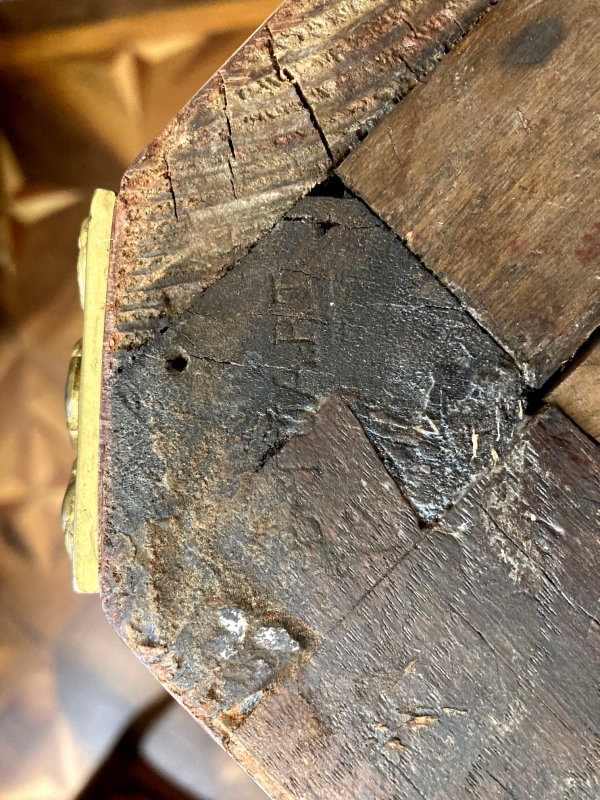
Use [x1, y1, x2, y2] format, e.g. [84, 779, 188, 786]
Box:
[230, 408, 600, 799]
[103, 397, 423, 724]
[339, 0, 600, 388]
[101, 196, 524, 545]
[104, 0, 501, 350]
[96, 0, 600, 794]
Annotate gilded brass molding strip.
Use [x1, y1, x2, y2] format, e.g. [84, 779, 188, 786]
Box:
[63, 188, 115, 594]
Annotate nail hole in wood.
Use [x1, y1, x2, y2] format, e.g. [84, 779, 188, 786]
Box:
[167, 353, 189, 373]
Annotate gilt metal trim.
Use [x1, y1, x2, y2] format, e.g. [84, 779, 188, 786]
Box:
[62, 188, 115, 593]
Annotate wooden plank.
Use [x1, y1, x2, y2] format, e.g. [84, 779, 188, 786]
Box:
[102, 396, 422, 718]
[101, 0, 501, 349]
[339, 0, 600, 388]
[231, 408, 600, 799]
[546, 333, 600, 442]
[103, 390, 600, 796]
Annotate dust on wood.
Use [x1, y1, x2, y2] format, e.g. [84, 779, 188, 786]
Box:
[101, 193, 525, 753]
[339, 0, 600, 387]
[102, 397, 422, 729]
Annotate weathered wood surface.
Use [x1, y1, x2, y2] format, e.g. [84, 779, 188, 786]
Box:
[103, 397, 421, 725]
[104, 0, 501, 349]
[102, 195, 523, 539]
[102, 192, 524, 759]
[547, 333, 600, 442]
[98, 0, 600, 794]
[103, 389, 600, 798]
[230, 407, 600, 800]
[339, 0, 600, 387]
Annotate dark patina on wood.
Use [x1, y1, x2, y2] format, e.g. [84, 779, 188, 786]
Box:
[229, 410, 600, 800]
[103, 371, 599, 797]
[98, 0, 600, 795]
[230, 408, 599, 799]
[101, 193, 524, 726]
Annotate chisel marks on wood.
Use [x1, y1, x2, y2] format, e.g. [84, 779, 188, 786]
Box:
[101, 195, 526, 755]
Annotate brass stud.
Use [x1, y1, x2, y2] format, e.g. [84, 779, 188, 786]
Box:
[65, 338, 82, 448]
[62, 459, 77, 560]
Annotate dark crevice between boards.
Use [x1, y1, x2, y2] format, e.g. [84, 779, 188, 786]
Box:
[526, 323, 600, 446]
[530, 324, 600, 410]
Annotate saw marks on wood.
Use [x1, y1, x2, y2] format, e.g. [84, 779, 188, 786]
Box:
[339, 0, 600, 387]
[231, 408, 600, 800]
[105, 0, 500, 348]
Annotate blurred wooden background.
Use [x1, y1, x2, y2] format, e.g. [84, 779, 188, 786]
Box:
[0, 2, 277, 799]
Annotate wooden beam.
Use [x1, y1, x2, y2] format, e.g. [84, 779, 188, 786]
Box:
[546, 333, 600, 441]
[339, 0, 600, 387]
[230, 408, 600, 799]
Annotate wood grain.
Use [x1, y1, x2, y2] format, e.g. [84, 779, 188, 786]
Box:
[339, 0, 600, 387]
[546, 333, 600, 442]
[96, 0, 600, 794]
[102, 397, 422, 726]
[0, 1, 278, 173]
[231, 408, 600, 799]
[103, 0, 501, 349]
[103, 390, 600, 797]
[101, 196, 524, 561]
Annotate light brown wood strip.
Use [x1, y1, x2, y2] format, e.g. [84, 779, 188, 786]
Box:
[339, 0, 600, 388]
[104, 0, 500, 350]
[546, 334, 600, 442]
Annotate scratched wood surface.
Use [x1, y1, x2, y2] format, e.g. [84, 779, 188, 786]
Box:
[103, 0, 501, 350]
[103, 388, 600, 798]
[101, 192, 525, 702]
[339, 0, 600, 387]
[229, 408, 600, 799]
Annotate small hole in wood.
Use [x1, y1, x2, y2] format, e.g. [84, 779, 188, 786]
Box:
[167, 354, 189, 373]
